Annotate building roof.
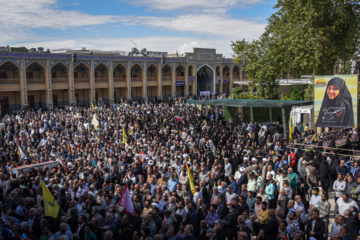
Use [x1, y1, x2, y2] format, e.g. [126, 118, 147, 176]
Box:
[186, 99, 313, 108]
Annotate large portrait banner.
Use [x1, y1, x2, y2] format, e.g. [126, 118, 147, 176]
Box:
[314, 75, 358, 128]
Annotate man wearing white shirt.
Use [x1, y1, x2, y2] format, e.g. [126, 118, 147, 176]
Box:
[335, 193, 359, 215]
[309, 188, 322, 209]
[333, 173, 346, 202]
[266, 165, 276, 180]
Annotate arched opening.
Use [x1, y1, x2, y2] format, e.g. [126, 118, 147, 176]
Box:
[197, 65, 214, 96]
[147, 64, 158, 101]
[113, 64, 127, 103]
[26, 62, 46, 109]
[74, 63, 90, 106]
[188, 65, 195, 95]
[162, 65, 172, 98]
[0, 61, 21, 114]
[223, 66, 230, 95]
[94, 64, 109, 104]
[131, 64, 143, 100]
[216, 66, 221, 94]
[51, 63, 69, 108]
[175, 65, 185, 97]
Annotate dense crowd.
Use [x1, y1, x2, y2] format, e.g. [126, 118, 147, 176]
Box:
[0, 97, 359, 240]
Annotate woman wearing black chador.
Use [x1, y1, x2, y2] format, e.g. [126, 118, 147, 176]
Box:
[315, 77, 354, 127]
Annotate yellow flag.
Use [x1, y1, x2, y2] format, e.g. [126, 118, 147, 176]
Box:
[121, 98, 124, 104]
[179, 99, 181, 103]
[186, 162, 195, 195]
[129, 128, 133, 136]
[289, 115, 294, 140]
[91, 114, 99, 130]
[91, 101, 96, 110]
[41, 181, 59, 218]
[137, 116, 140, 120]
[174, 129, 178, 134]
[122, 126, 128, 144]
[207, 105, 211, 109]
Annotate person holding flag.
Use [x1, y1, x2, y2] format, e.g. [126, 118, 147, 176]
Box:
[122, 126, 128, 144]
[41, 181, 60, 218]
[92, 114, 99, 130]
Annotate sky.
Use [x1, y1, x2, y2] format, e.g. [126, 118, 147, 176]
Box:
[0, 0, 277, 57]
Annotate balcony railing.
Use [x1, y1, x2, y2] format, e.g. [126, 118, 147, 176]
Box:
[27, 78, 45, 84]
[176, 76, 185, 81]
[95, 78, 108, 83]
[147, 77, 157, 81]
[0, 78, 20, 84]
[52, 78, 68, 84]
[74, 78, 90, 83]
[131, 77, 142, 82]
[114, 78, 126, 82]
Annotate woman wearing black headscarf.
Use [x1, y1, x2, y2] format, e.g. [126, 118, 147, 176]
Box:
[315, 77, 354, 127]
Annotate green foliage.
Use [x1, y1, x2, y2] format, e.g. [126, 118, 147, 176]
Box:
[304, 84, 314, 101]
[282, 85, 304, 100]
[232, 87, 258, 99]
[232, 0, 360, 91]
[223, 107, 237, 121]
[232, 35, 281, 100]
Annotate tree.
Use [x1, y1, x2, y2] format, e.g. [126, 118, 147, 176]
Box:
[281, 85, 304, 100]
[232, 0, 360, 91]
[266, 0, 360, 77]
[232, 34, 284, 99]
[231, 87, 258, 99]
[304, 84, 314, 101]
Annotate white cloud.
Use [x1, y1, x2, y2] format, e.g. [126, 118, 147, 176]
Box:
[126, 0, 263, 11]
[125, 14, 266, 40]
[0, 0, 268, 57]
[15, 36, 237, 57]
[0, 0, 121, 29]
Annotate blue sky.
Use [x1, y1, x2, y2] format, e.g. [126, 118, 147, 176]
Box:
[0, 0, 277, 57]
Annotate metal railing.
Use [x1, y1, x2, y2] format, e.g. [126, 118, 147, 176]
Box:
[27, 78, 45, 84]
[95, 78, 108, 83]
[147, 77, 157, 81]
[0, 78, 20, 84]
[52, 78, 68, 84]
[74, 78, 90, 83]
[114, 78, 126, 82]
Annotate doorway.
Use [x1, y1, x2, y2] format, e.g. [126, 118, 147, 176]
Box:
[0, 97, 9, 115]
[28, 96, 34, 109]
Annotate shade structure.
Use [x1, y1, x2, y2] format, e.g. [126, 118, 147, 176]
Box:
[186, 99, 313, 108]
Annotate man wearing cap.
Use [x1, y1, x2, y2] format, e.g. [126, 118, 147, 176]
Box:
[236, 167, 248, 195]
[213, 219, 226, 240]
[205, 228, 215, 240]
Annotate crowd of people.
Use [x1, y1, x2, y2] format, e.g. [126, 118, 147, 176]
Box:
[0, 97, 359, 240]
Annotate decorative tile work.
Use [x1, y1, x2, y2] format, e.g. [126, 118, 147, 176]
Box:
[196, 63, 215, 72]
[130, 62, 144, 69]
[25, 59, 47, 68]
[50, 60, 70, 69]
[94, 61, 110, 69]
[74, 61, 91, 70]
[113, 62, 128, 70]
[0, 59, 21, 68]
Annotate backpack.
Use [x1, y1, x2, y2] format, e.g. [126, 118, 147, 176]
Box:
[289, 153, 297, 167]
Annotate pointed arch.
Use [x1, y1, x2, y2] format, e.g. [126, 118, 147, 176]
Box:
[74, 63, 90, 84]
[113, 63, 127, 82]
[131, 64, 143, 81]
[233, 66, 240, 80]
[51, 62, 69, 84]
[95, 63, 109, 83]
[26, 62, 45, 84]
[147, 64, 158, 81]
[0, 61, 20, 85]
[162, 64, 172, 80]
[223, 65, 230, 78]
